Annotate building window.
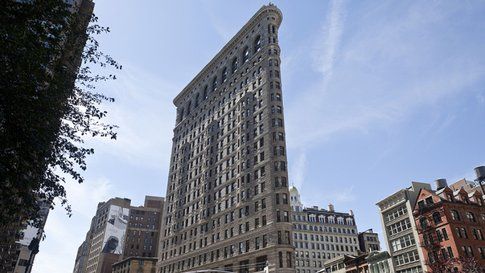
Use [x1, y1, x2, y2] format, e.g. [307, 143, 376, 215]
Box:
[419, 217, 428, 229]
[242, 46, 249, 63]
[472, 228, 484, 240]
[432, 212, 442, 224]
[212, 77, 218, 92]
[451, 210, 460, 221]
[466, 212, 476, 222]
[254, 35, 261, 53]
[231, 58, 238, 73]
[287, 252, 292, 268]
[479, 247, 485, 259]
[222, 67, 228, 83]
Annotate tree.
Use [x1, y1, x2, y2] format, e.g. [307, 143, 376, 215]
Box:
[0, 0, 120, 232]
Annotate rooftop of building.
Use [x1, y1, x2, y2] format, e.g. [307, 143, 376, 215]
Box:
[173, 4, 282, 107]
[413, 183, 483, 214]
[358, 229, 377, 235]
[112, 256, 158, 267]
[290, 185, 354, 216]
[376, 181, 431, 207]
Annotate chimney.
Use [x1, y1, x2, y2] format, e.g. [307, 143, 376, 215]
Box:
[435, 179, 448, 190]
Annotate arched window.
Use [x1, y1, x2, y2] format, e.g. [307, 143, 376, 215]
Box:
[268, 24, 276, 34]
[231, 58, 238, 73]
[466, 212, 476, 222]
[242, 46, 249, 63]
[432, 212, 441, 224]
[221, 67, 228, 83]
[254, 35, 261, 53]
[451, 210, 460, 221]
[212, 77, 218, 92]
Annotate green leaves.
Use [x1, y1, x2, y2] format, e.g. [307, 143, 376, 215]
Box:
[0, 0, 121, 231]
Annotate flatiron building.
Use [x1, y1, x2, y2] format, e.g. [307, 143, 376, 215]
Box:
[158, 4, 294, 273]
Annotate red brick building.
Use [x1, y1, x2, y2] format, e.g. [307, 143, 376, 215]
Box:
[413, 181, 485, 272]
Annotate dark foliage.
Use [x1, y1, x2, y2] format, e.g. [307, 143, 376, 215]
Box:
[0, 0, 120, 229]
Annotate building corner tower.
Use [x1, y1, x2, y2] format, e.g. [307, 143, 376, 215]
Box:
[158, 4, 295, 273]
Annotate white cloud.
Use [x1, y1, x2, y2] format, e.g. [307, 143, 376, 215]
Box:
[87, 63, 178, 170]
[300, 185, 356, 212]
[313, 0, 346, 78]
[286, 1, 485, 150]
[32, 177, 113, 273]
[32, 61, 179, 273]
[286, 1, 485, 211]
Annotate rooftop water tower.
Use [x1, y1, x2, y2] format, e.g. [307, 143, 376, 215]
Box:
[474, 166, 485, 194]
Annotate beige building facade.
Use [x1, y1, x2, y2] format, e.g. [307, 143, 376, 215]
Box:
[157, 4, 294, 273]
[376, 182, 430, 273]
[290, 186, 359, 273]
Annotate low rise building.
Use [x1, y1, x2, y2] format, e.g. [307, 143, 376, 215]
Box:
[376, 171, 485, 273]
[290, 186, 359, 273]
[413, 179, 485, 272]
[366, 251, 394, 273]
[112, 257, 157, 273]
[320, 253, 369, 273]
[319, 255, 350, 273]
[376, 182, 430, 273]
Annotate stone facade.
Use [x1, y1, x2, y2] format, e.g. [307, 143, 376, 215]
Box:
[157, 4, 294, 273]
[290, 186, 359, 273]
[376, 182, 430, 273]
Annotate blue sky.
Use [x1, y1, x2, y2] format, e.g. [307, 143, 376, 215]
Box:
[33, 1, 485, 272]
